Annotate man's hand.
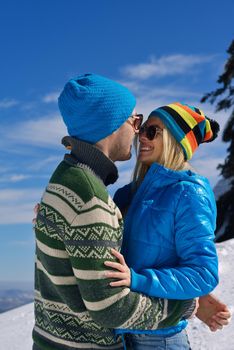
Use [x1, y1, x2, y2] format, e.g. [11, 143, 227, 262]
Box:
[196, 294, 231, 331]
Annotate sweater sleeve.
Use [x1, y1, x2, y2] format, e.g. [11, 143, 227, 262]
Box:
[130, 189, 219, 300]
[64, 194, 195, 329]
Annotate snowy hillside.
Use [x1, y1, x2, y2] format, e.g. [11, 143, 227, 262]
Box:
[0, 240, 233, 350]
[0, 288, 33, 313]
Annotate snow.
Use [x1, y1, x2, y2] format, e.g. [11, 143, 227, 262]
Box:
[0, 302, 33, 350]
[0, 240, 233, 350]
[187, 239, 234, 350]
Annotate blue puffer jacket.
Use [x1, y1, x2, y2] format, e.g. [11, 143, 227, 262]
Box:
[114, 162, 218, 336]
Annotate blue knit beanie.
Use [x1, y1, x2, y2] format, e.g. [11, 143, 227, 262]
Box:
[58, 73, 136, 144]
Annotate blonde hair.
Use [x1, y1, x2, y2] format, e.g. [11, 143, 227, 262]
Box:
[132, 125, 191, 191]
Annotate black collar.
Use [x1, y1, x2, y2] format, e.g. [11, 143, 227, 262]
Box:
[62, 136, 119, 186]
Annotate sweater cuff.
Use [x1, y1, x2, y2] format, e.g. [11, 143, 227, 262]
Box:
[181, 299, 197, 319]
[131, 268, 196, 320]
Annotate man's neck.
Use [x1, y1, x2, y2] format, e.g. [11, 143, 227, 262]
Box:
[94, 141, 111, 161]
[62, 136, 119, 186]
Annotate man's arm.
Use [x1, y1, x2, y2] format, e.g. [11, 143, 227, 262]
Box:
[196, 294, 231, 331]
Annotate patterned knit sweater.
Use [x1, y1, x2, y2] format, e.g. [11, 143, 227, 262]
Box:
[33, 137, 195, 350]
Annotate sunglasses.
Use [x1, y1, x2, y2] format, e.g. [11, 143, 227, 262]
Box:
[127, 114, 144, 131]
[139, 123, 163, 140]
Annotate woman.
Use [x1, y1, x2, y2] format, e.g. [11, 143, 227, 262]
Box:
[104, 102, 220, 349]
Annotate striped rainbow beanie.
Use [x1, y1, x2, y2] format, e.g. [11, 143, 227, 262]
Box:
[149, 102, 220, 160]
[58, 73, 136, 144]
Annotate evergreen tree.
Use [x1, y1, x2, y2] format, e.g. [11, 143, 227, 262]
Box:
[201, 40, 234, 242]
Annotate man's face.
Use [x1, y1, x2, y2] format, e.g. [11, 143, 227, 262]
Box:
[110, 111, 141, 162]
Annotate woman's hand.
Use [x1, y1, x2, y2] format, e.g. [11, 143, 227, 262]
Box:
[104, 249, 131, 287]
[32, 203, 40, 225]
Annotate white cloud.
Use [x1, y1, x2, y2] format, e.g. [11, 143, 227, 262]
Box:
[42, 92, 59, 103]
[3, 114, 67, 148]
[28, 156, 62, 171]
[118, 79, 213, 119]
[9, 239, 34, 246]
[0, 98, 19, 109]
[119, 79, 201, 99]
[10, 175, 30, 182]
[0, 188, 42, 203]
[0, 173, 50, 185]
[0, 188, 43, 224]
[122, 54, 214, 80]
[0, 174, 31, 183]
[0, 203, 36, 224]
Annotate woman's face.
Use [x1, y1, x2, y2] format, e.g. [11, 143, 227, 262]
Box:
[138, 116, 164, 166]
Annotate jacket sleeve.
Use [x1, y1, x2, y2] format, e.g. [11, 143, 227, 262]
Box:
[130, 188, 219, 300]
[64, 194, 195, 329]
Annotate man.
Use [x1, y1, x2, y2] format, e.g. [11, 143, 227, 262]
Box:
[33, 73, 197, 349]
[33, 74, 230, 350]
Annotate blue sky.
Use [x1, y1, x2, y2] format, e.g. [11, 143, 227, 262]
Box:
[0, 0, 233, 283]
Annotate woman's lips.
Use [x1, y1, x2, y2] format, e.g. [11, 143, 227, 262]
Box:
[139, 146, 153, 153]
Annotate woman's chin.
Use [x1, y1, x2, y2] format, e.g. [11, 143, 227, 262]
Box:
[138, 155, 152, 166]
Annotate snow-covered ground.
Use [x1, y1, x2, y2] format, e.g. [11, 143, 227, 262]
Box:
[0, 240, 233, 350]
[0, 302, 33, 350]
[187, 239, 234, 350]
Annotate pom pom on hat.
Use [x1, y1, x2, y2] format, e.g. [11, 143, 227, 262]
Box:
[203, 118, 220, 143]
[58, 73, 136, 144]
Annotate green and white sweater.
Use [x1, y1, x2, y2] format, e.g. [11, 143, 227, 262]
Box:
[33, 137, 195, 350]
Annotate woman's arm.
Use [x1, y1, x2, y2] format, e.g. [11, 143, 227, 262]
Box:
[129, 190, 218, 299]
